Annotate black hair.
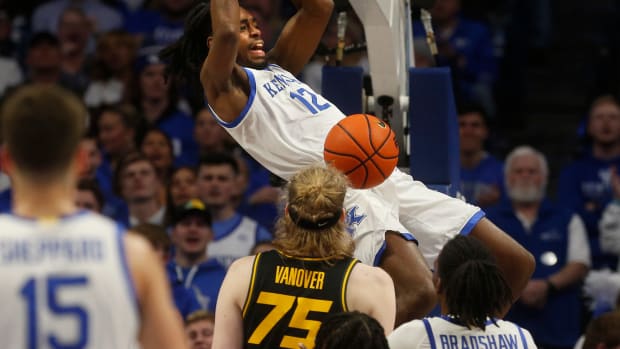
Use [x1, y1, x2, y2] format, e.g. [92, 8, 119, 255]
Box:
[457, 101, 490, 126]
[198, 152, 240, 175]
[314, 311, 388, 349]
[77, 178, 105, 210]
[160, 1, 212, 86]
[437, 235, 512, 329]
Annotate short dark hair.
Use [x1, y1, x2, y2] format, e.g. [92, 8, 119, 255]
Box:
[198, 152, 240, 175]
[314, 311, 388, 349]
[457, 101, 489, 126]
[113, 151, 156, 196]
[77, 178, 104, 210]
[1, 85, 86, 178]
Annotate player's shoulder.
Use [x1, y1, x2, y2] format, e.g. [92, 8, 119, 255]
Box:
[350, 261, 393, 287]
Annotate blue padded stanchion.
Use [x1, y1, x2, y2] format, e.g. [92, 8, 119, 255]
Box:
[408, 67, 460, 196]
[321, 66, 364, 116]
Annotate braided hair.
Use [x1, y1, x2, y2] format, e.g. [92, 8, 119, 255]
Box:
[160, 1, 212, 86]
[314, 311, 388, 349]
[438, 235, 513, 329]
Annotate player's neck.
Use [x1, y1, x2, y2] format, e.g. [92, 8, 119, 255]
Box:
[11, 178, 77, 218]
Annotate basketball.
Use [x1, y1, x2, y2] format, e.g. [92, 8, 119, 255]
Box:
[324, 114, 400, 189]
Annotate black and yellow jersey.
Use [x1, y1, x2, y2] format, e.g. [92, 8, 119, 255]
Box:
[242, 250, 359, 349]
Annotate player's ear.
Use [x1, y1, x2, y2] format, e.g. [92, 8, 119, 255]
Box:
[284, 204, 289, 217]
[207, 36, 213, 49]
[340, 208, 345, 222]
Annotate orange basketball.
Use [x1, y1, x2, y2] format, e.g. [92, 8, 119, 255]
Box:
[324, 114, 399, 189]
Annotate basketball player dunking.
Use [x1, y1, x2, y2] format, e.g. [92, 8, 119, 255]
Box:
[162, 0, 535, 324]
[0, 85, 187, 348]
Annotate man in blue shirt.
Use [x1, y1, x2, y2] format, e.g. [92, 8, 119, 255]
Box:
[167, 199, 227, 313]
[486, 145, 591, 349]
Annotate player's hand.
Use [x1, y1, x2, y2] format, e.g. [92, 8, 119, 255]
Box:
[519, 279, 548, 309]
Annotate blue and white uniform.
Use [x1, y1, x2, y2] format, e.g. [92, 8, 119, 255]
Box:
[209, 64, 482, 266]
[388, 316, 537, 349]
[0, 211, 139, 349]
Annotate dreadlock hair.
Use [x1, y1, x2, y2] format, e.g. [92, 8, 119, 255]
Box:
[438, 235, 513, 329]
[160, 1, 212, 88]
[314, 311, 389, 349]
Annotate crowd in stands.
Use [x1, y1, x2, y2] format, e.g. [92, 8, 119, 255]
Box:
[0, 0, 619, 348]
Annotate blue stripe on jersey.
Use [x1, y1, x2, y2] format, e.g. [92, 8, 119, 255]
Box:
[460, 210, 486, 236]
[116, 223, 138, 312]
[372, 232, 417, 266]
[209, 68, 257, 129]
[517, 325, 528, 349]
[423, 318, 437, 349]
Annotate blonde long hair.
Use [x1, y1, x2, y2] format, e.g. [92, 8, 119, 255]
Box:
[273, 165, 354, 259]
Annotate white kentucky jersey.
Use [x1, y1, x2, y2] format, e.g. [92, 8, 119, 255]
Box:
[209, 63, 346, 181]
[388, 316, 537, 349]
[207, 215, 261, 268]
[0, 211, 140, 349]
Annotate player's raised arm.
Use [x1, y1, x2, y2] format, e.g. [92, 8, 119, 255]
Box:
[125, 233, 188, 349]
[469, 218, 536, 313]
[269, 0, 334, 75]
[201, 0, 241, 98]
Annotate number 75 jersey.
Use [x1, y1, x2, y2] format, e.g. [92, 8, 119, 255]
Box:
[209, 64, 346, 182]
[0, 212, 139, 349]
[242, 250, 359, 349]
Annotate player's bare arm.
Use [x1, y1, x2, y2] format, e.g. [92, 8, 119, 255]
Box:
[268, 0, 334, 75]
[380, 232, 436, 326]
[125, 233, 189, 349]
[212, 255, 254, 349]
[201, 0, 249, 123]
[346, 263, 396, 334]
[469, 218, 536, 313]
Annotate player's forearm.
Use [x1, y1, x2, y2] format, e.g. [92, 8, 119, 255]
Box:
[211, 0, 240, 39]
[292, 0, 334, 17]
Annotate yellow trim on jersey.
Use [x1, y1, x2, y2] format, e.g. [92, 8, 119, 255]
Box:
[242, 253, 262, 318]
[276, 250, 342, 262]
[340, 259, 359, 311]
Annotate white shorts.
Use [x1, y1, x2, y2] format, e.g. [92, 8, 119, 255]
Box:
[346, 168, 484, 267]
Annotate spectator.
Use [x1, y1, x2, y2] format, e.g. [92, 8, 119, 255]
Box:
[582, 311, 620, 349]
[31, 0, 123, 36]
[415, 0, 498, 115]
[141, 127, 175, 187]
[132, 222, 202, 319]
[168, 166, 199, 207]
[84, 30, 138, 108]
[193, 107, 236, 157]
[125, 0, 196, 47]
[133, 47, 198, 166]
[96, 104, 139, 171]
[600, 166, 620, 271]
[486, 145, 591, 349]
[197, 153, 272, 268]
[75, 178, 104, 213]
[57, 6, 93, 96]
[388, 235, 537, 349]
[558, 95, 620, 271]
[185, 309, 215, 349]
[114, 151, 165, 227]
[167, 199, 227, 313]
[458, 103, 504, 207]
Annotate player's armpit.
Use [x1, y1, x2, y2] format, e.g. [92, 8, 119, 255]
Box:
[379, 232, 436, 326]
[124, 233, 188, 349]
